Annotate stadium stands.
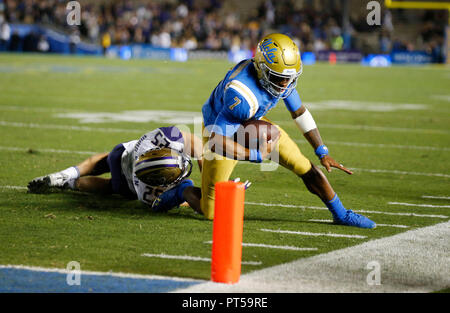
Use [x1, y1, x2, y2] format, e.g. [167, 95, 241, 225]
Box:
[0, 0, 447, 63]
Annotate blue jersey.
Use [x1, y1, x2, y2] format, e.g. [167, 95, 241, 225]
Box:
[202, 59, 302, 137]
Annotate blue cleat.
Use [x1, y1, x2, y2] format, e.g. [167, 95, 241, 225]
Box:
[334, 210, 376, 229]
[151, 179, 194, 212]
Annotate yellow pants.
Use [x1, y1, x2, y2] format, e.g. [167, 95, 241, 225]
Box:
[200, 118, 312, 220]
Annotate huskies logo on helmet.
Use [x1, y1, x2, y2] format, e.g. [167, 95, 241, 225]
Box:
[134, 147, 192, 187]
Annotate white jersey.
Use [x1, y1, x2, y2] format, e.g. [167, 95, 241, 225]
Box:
[120, 127, 185, 206]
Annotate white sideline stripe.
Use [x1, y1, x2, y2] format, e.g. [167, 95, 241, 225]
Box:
[308, 219, 410, 229]
[0, 264, 205, 283]
[0, 120, 143, 134]
[245, 201, 449, 219]
[0, 145, 97, 155]
[260, 228, 367, 239]
[203, 241, 318, 252]
[295, 139, 450, 152]
[173, 221, 450, 292]
[388, 202, 450, 209]
[141, 253, 262, 266]
[422, 195, 450, 200]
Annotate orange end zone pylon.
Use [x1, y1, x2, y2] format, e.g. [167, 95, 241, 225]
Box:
[211, 181, 246, 284]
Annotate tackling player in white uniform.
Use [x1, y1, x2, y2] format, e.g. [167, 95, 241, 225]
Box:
[28, 126, 203, 213]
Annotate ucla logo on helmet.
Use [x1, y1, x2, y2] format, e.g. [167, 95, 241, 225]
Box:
[260, 39, 277, 64]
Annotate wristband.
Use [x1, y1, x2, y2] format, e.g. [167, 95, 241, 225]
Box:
[249, 149, 263, 163]
[315, 145, 329, 159]
[294, 108, 317, 134]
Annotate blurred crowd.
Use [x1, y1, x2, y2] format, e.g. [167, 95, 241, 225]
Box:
[0, 0, 356, 53]
[0, 0, 447, 61]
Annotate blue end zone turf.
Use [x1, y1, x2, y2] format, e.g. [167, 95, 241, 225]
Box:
[0, 267, 202, 293]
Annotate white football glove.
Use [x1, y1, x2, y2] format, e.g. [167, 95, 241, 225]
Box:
[233, 177, 252, 190]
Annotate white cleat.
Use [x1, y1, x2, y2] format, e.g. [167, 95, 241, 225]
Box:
[27, 172, 71, 194]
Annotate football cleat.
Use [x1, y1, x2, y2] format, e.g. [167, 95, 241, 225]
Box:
[27, 172, 72, 194]
[233, 178, 252, 190]
[151, 179, 194, 212]
[334, 210, 376, 229]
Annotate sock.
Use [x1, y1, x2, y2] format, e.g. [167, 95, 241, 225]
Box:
[66, 178, 78, 190]
[324, 193, 347, 220]
[60, 166, 80, 180]
[176, 179, 194, 201]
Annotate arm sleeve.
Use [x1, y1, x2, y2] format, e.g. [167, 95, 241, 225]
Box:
[208, 88, 251, 137]
[283, 88, 302, 112]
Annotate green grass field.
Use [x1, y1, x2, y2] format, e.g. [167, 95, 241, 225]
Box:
[0, 53, 449, 284]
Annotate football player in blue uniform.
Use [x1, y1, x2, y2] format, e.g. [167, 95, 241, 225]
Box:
[28, 126, 203, 213]
[201, 33, 376, 228]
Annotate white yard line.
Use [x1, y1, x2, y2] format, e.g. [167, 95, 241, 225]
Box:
[3, 141, 449, 178]
[3, 185, 448, 219]
[245, 201, 449, 219]
[260, 228, 367, 239]
[0, 145, 98, 155]
[3, 105, 448, 151]
[0, 185, 27, 190]
[274, 120, 450, 135]
[355, 209, 448, 219]
[173, 221, 450, 293]
[348, 167, 450, 178]
[2, 117, 449, 136]
[295, 139, 450, 152]
[0, 264, 204, 283]
[422, 195, 450, 200]
[203, 241, 318, 251]
[388, 202, 450, 209]
[308, 219, 409, 228]
[0, 120, 143, 134]
[241, 162, 450, 178]
[141, 253, 262, 266]
[0, 105, 80, 113]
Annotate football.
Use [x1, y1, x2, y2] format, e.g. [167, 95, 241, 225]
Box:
[233, 119, 280, 149]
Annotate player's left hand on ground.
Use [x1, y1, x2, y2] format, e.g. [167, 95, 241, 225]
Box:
[320, 155, 353, 175]
[233, 177, 252, 189]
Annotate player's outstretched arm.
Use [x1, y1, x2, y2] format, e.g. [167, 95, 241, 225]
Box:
[290, 106, 353, 175]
